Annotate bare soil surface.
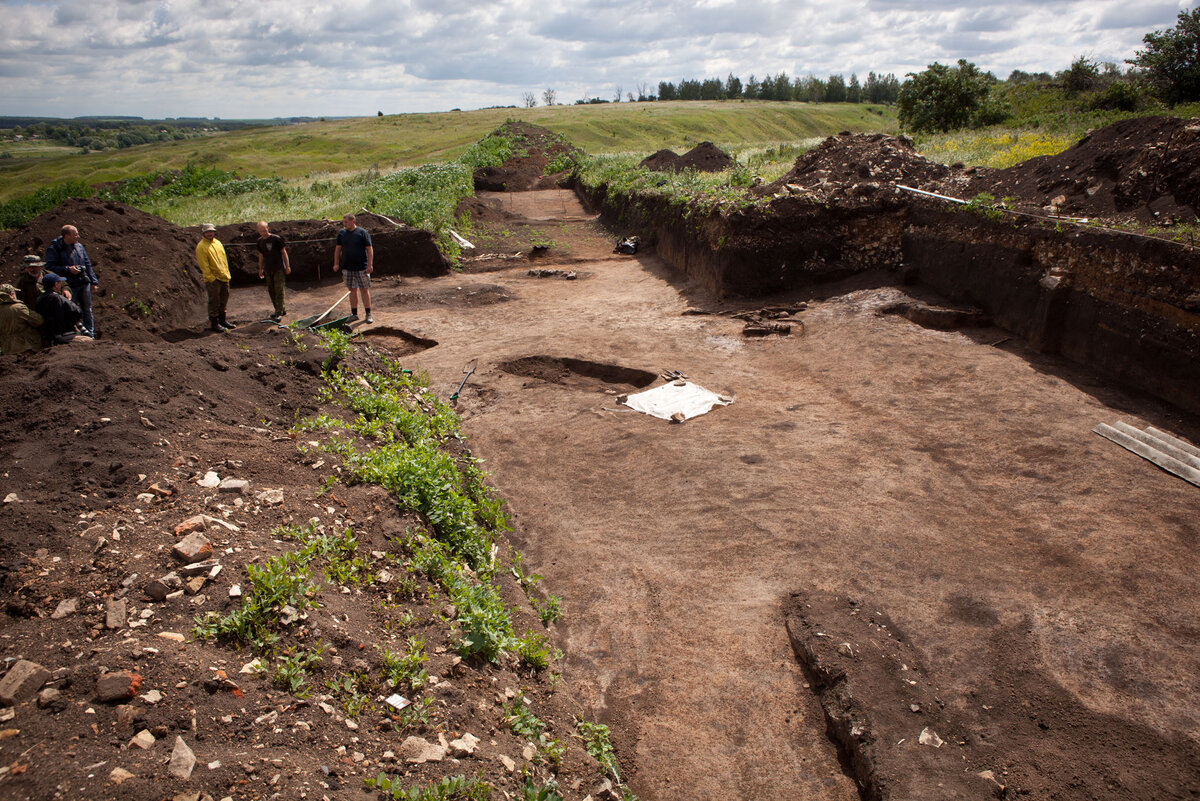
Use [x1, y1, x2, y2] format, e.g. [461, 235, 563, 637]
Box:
[640, 142, 734, 173]
[367, 189, 1200, 800]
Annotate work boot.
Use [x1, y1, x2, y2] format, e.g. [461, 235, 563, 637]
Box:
[209, 317, 224, 333]
[219, 316, 237, 331]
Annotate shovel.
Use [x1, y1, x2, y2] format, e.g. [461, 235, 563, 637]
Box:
[450, 360, 477, 406]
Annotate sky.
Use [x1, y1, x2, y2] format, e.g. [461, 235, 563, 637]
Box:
[0, 0, 1192, 120]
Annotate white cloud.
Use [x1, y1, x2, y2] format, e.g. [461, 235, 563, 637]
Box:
[0, 0, 1189, 118]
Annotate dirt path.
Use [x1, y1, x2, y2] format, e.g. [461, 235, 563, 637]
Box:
[228, 190, 1200, 800]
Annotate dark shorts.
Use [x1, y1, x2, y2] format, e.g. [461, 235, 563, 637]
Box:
[343, 269, 370, 290]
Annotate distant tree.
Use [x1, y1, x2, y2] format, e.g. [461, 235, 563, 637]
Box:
[542, 88, 557, 106]
[744, 74, 760, 99]
[1129, 8, 1200, 104]
[847, 73, 862, 103]
[700, 77, 724, 100]
[825, 74, 847, 102]
[771, 72, 792, 101]
[658, 81, 678, 101]
[377, 110, 383, 117]
[1060, 56, 1100, 94]
[614, 85, 623, 102]
[725, 73, 742, 99]
[678, 79, 702, 100]
[522, 92, 537, 108]
[802, 75, 826, 103]
[897, 60, 1006, 132]
[627, 92, 635, 102]
[636, 82, 651, 101]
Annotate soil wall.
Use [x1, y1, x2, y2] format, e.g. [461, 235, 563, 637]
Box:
[902, 203, 1200, 414]
[577, 184, 906, 296]
[579, 184, 1200, 415]
[215, 214, 451, 286]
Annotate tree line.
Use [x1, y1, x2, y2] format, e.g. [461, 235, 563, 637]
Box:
[523, 72, 900, 107]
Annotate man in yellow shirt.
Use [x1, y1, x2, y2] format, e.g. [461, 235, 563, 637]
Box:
[195, 223, 235, 332]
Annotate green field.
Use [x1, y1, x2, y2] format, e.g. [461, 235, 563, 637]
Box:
[0, 101, 897, 203]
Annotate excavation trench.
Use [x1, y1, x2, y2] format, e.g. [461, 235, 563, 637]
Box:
[225, 185, 1194, 801]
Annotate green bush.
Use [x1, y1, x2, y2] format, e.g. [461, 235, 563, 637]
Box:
[898, 60, 1007, 133]
[0, 180, 93, 229]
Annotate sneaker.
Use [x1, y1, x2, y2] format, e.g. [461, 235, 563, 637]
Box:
[348, 313, 359, 321]
[364, 313, 374, 324]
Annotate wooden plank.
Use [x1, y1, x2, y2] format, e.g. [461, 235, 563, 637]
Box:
[1111, 422, 1200, 472]
[1094, 424, 1200, 488]
[1145, 426, 1200, 461]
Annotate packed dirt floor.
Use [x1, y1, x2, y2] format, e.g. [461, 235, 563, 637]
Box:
[205, 190, 1200, 799]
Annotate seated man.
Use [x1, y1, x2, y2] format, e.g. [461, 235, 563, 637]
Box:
[0, 283, 43, 355]
[16, 255, 44, 308]
[34, 273, 90, 345]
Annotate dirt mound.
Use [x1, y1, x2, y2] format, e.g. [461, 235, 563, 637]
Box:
[640, 149, 682, 172]
[215, 213, 451, 285]
[0, 330, 327, 559]
[473, 121, 581, 192]
[968, 115, 1200, 222]
[761, 132, 959, 203]
[0, 199, 205, 342]
[454, 196, 526, 226]
[678, 142, 735, 172]
[640, 142, 734, 173]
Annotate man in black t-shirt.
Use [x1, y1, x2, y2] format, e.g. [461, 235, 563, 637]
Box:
[256, 221, 291, 321]
[332, 213, 374, 324]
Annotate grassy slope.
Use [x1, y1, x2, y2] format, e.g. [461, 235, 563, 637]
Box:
[0, 101, 896, 202]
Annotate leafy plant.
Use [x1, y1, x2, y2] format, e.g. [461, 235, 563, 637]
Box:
[273, 644, 324, 695]
[381, 636, 428, 692]
[532, 594, 562, 626]
[504, 693, 546, 739]
[364, 773, 491, 801]
[122, 297, 152, 318]
[576, 719, 621, 782]
[327, 672, 373, 718]
[515, 630, 560, 671]
[520, 775, 563, 801]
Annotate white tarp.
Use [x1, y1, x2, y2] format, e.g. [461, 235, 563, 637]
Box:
[622, 381, 732, 421]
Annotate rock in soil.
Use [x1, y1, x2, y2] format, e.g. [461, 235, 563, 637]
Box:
[0, 660, 50, 705]
[169, 735, 197, 780]
[95, 671, 141, 703]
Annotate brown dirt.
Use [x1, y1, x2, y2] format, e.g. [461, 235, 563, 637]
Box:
[3, 117, 1200, 801]
[764, 117, 1200, 225]
[0, 199, 205, 342]
[0, 327, 614, 800]
[761, 132, 959, 203]
[640, 142, 734, 173]
[374, 189, 1200, 800]
[967, 115, 1200, 222]
[473, 122, 580, 192]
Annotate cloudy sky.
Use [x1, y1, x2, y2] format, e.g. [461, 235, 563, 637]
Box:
[0, 0, 1191, 119]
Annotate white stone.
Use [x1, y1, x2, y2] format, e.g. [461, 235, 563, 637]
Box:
[197, 472, 221, 489]
[450, 733, 480, 757]
[168, 736, 196, 780]
[919, 727, 944, 748]
[399, 736, 446, 764]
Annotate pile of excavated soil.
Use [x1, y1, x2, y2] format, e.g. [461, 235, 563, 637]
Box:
[473, 121, 581, 192]
[760, 132, 963, 203]
[215, 212, 451, 285]
[0, 199, 205, 342]
[640, 142, 735, 173]
[967, 115, 1200, 222]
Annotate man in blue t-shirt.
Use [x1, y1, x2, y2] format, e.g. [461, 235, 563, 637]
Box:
[332, 213, 374, 323]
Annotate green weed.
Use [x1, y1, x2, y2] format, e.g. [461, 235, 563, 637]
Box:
[576, 718, 621, 783]
[364, 773, 492, 801]
[381, 636, 428, 693]
[272, 644, 324, 695]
